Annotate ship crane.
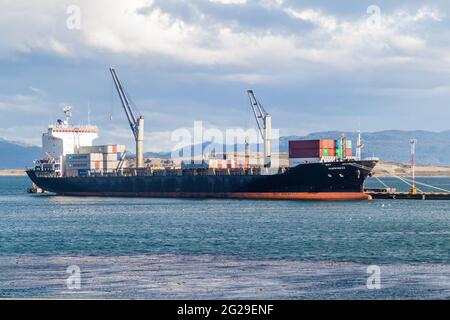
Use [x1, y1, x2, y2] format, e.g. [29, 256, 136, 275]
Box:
[109, 67, 145, 168]
[247, 90, 272, 167]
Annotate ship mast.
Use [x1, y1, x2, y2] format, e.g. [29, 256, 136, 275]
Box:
[109, 67, 145, 169]
[356, 129, 363, 160]
[247, 90, 271, 167]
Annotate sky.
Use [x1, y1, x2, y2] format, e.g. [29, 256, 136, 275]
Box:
[1, 0, 450, 152]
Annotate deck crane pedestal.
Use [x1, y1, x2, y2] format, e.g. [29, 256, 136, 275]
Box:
[110, 67, 145, 169]
[247, 90, 272, 168]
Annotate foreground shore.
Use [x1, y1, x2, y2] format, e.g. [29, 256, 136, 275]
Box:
[1, 254, 450, 299]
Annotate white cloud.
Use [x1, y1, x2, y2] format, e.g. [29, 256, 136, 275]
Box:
[209, 0, 247, 4]
[0, 1, 446, 74]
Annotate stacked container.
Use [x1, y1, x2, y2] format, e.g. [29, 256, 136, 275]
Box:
[182, 159, 250, 170]
[66, 153, 103, 176]
[66, 144, 126, 175]
[336, 140, 353, 158]
[289, 140, 336, 167]
[208, 159, 249, 169]
[77, 144, 125, 154]
[288, 139, 353, 167]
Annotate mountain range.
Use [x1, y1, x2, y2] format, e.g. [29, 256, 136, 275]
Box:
[0, 138, 42, 169]
[1, 130, 449, 169]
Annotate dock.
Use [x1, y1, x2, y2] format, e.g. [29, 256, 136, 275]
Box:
[367, 191, 450, 200]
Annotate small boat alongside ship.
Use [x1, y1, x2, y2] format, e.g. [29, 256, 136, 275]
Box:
[26, 68, 378, 201]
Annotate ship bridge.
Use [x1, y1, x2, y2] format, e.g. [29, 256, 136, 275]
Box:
[42, 106, 98, 175]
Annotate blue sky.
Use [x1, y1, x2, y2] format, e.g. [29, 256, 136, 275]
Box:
[1, 0, 450, 151]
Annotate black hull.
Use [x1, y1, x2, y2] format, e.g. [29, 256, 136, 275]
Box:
[27, 160, 377, 200]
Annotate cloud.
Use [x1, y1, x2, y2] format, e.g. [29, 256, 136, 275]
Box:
[1, 1, 450, 148]
[1, 1, 447, 73]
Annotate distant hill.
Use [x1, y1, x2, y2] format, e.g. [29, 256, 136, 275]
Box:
[1, 130, 449, 169]
[0, 139, 41, 169]
[281, 130, 450, 165]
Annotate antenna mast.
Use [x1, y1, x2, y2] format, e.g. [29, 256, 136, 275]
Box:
[356, 129, 363, 160]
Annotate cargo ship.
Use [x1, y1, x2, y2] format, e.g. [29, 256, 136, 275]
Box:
[26, 68, 377, 201]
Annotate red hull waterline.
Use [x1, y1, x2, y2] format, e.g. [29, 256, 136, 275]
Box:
[58, 192, 373, 201]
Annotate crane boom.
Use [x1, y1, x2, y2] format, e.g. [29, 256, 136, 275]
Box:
[109, 67, 145, 168]
[247, 90, 271, 167]
[247, 90, 267, 139]
[110, 67, 139, 139]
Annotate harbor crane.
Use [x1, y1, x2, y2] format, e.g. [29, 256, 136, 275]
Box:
[247, 90, 272, 167]
[109, 67, 145, 169]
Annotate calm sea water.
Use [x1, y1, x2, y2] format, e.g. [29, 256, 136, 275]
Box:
[1, 176, 450, 299]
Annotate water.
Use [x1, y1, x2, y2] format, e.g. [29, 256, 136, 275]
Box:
[1, 176, 450, 299]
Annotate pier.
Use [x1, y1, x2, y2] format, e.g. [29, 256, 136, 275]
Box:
[365, 189, 450, 200]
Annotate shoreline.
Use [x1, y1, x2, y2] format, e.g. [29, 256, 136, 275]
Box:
[0, 170, 27, 177]
[374, 161, 450, 178]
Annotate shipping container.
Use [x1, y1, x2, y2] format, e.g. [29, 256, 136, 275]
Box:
[67, 153, 103, 161]
[290, 148, 337, 158]
[289, 140, 335, 150]
[320, 140, 336, 149]
[77, 144, 125, 154]
[103, 153, 119, 161]
[289, 140, 336, 158]
[346, 148, 352, 157]
[322, 148, 337, 157]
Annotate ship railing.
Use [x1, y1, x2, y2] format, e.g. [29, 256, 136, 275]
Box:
[112, 166, 287, 177]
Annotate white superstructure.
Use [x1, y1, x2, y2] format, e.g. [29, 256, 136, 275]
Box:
[42, 106, 98, 174]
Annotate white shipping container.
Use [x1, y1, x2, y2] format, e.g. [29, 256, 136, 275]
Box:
[103, 153, 119, 161]
[67, 153, 103, 162]
[102, 161, 119, 169]
[67, 163, 100, 169]
[78, 144, 125, 154]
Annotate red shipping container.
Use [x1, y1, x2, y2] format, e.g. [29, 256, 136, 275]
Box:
[320, 140, 336, 149]
[346, 148, 352, 157]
